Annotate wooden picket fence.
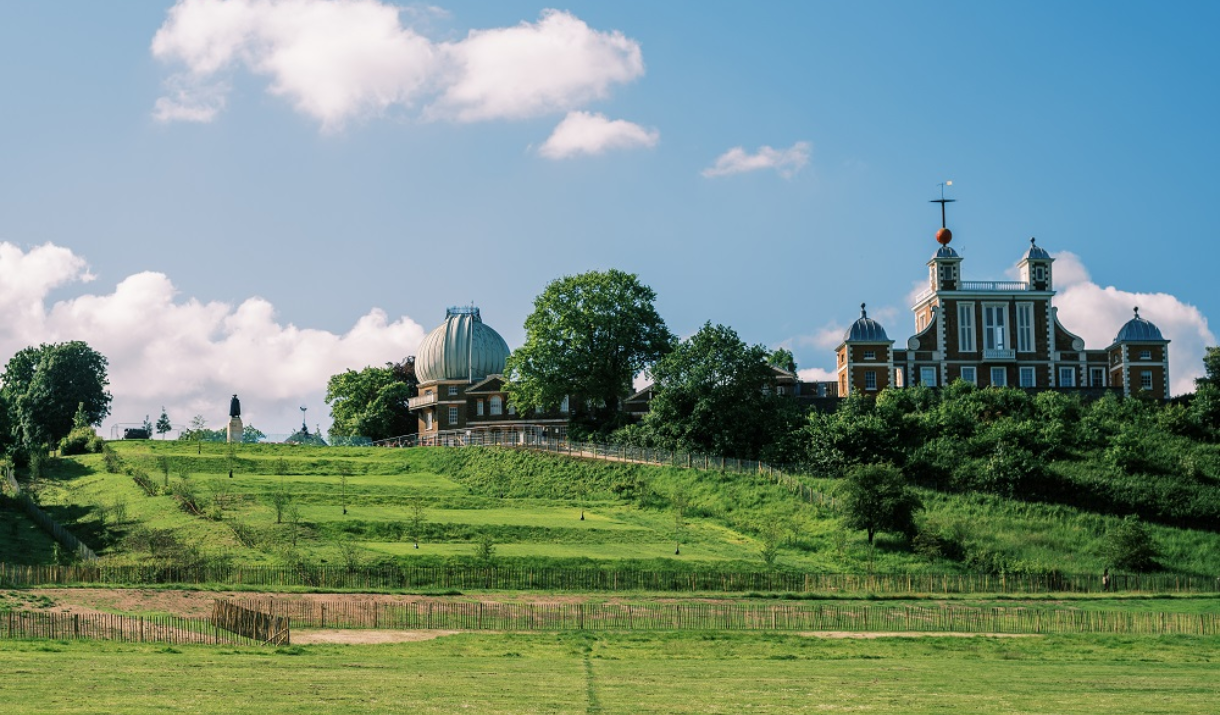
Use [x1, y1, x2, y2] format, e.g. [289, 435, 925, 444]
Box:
[2, 563, 1216, 595]
[236, 597, 1220, 637]
[0, 610, 265, 645]
[212, 600, 290, 645]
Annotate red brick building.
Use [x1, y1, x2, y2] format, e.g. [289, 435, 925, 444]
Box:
[837, 232, 1170, 399]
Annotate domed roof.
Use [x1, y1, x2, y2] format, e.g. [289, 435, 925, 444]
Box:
[1023, 237, 1051, 260]
[1114, 307, 1165, 343]
[933, 245, 959, 259]
[416, 306, 511, 384]
[844, 304, 890, 342]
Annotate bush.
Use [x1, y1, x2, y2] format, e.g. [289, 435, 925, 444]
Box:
[1102, 515, 1160, 572]
[59, 427, 102, 456]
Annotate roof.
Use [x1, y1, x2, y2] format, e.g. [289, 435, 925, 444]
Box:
[1114, 308, 1166, 343]
[933, 245, 960, 259]
[843, 304, 890, 342]
[416, 306, 511, 384]
[1023, 237, 1051, 260]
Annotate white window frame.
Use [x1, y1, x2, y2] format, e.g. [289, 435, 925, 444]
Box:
[490, 396, 502, 416]
[1141, 371, 1153, 390]
[960, 366, 976, 384]
[920, 367, 938, 387]
[863, 350, 876, 361]
[957, 302, 976, 352]
[1058, 367, 1075, 388]
[476, 400, 484, 416]
[1090, 367, 1105, 388]
[560, 395, 570, 413]
[448, 406, 459, 424]
[507, 403, 516, 415]
[1140, 350, 1152, 360]
[1019, 366, 1036, 388]
[1016, 302, 1034, 353]
[865, 371, 877, 391]
[447, 385, 459, 396]
[424, 412, 433, 430]
[983, 303, 1009, 352]
[991, 367, 1007, 387]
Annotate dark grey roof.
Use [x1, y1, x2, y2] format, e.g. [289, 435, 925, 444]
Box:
[1114, 308, 1165, 343]
[933, 245, 959, 259]
[844, 304, 889, 342]
[1024, 237, 1051, 260]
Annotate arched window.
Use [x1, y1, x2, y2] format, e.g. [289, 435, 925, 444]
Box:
[490, 396, 503, 415]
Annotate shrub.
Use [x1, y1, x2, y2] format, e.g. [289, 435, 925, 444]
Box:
[1102, 515, 1160, 572]
[59, 427, 102, 456]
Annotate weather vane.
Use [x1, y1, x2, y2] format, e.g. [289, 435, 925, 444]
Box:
[930, 180, 955, 228]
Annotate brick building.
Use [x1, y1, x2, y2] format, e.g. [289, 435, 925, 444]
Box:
[837, 229, 1170, 399]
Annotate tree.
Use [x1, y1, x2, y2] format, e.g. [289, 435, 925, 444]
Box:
[1102, 515, 1159, 572]
[1197, 346, 1220, 388]
[325, 358, 417, 441]
[767, 347, 797, 373]
[643, 322, 789, 459]
[155, 408, 172, 439]
[2, 341, 112, 451]
[242, 425, 265, 444]
[838, 463, 921, 545]
[408, 498, 427, 549]
[505, 269, 673, 427]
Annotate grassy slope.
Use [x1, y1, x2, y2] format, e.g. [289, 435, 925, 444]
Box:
[11, 440, 1220, 576]
[0, 633, 1216, 714]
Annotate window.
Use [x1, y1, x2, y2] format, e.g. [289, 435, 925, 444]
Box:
[960, 366, 976, 385]
[863, 350, 876, 360]
[991, 367, 1007, 387]
[1016, 303, 1034, 353]
[1019, 367, 1036, 388]
[448, 406, 459, 424]
[1139, 350, 1152, 360]
[1090, 368, 1105, 387]
[1034, 266, 1046, 283]
[957, 302, 976, 352]
[476, 400, 484, 416]
[1141, 371, 1153, 390]
[490, 396, 502, 415]
[560, 396, 570, 413]
[447, 385, 459, 396]
[920, 367, 938, 387]
[507, 403, 516, 415]
[1059, 367, 1075, 388]
[865, 371, 877, 391]
[983, 304, 1008, 352]
[424, 412, 433, 430]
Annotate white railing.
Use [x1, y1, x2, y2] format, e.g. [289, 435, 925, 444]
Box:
[984, 348, 1016, 360]
[408, 393, 437, 409]
[960, 281, 1029, 291]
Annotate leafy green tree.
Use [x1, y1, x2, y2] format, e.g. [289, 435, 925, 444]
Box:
[643, 322, 788, 458]
[766, 347, 797, 373]
[1102, 515, 1159, 572]
[838, 463, 921, 545]
[242, 425, 265, 444]
[1197, 346, 1220, 388]
[505, 269, 673, 426]
[325, 358, 417, 440]
[2, 341, 112, 451]
[155, 408, 172, 439]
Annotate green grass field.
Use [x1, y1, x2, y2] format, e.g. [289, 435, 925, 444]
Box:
[11, 439, 1220, 578]
[0, 632, 1216, 714]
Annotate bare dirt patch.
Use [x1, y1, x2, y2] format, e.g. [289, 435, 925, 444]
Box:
[292, 629, 459, 645]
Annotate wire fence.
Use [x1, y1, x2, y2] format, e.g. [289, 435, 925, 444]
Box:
[232, 597, 1220, 637]
[2, 563, 1215, 595]
[2, 465, 98, 562]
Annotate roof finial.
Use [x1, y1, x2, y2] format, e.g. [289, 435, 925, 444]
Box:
[1134, 306, 1140, 319]
[860, 302, 867, 318]
[1030, 237, 1037, 247]
[930, 180, 955, 229]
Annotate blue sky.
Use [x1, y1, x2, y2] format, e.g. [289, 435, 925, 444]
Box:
[0, 1, 1216, 434]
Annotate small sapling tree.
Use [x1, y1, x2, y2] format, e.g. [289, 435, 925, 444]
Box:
[408, 497, 426, 549]
[155, 407, 172, 439]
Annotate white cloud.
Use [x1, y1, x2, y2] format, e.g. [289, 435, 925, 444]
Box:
[538, 111, 658, 159]
[797, 367, 836, 382]
[701, 141, 811, 179]
[151, 2, 644, 131]
[1050, 252, 1213, 396]
[0, 242, 426, 437]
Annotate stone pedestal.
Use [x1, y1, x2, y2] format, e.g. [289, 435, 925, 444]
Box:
[227, 416, 244, 444]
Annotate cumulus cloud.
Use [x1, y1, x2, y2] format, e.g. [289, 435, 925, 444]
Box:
[797, 367, 836, 382]
[701, 141, 811, 179]
[151, 2, 644, 131]
[1050, 252, 1213, 395]
[538, 111, 658, 159]
[0, 242, 426, 437]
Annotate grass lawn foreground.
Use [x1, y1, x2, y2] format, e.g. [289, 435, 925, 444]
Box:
[0, 632, 1216, 714]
